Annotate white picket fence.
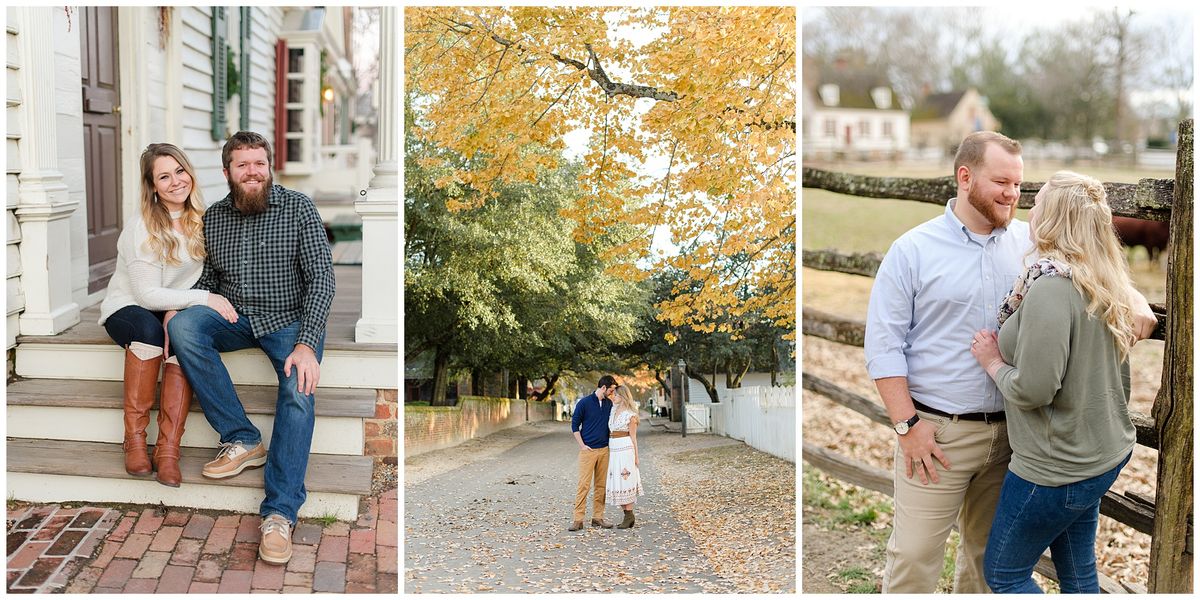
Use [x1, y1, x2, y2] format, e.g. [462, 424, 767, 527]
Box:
[704, 386, 796, 463]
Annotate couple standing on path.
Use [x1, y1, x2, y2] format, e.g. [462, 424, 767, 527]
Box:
[569, 376, 645, 531]
[866, 131, 1159, 593]
[97, 132, 334, 566]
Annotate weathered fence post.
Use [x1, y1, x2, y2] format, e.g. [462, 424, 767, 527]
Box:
[1149, 118, 1193, 594]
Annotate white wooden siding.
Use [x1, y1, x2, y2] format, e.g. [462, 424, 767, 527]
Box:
[7, 10, 24, 348]
[177, 7, 226, 207]
[246, 8, 281, 144]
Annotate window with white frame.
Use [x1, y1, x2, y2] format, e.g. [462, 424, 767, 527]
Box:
[276, 38, 319, 174]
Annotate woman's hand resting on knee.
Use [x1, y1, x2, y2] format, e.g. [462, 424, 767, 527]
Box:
[206, 293, 239, 323]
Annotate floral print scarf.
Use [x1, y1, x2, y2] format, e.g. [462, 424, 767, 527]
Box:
[997, 258, 1073, 328]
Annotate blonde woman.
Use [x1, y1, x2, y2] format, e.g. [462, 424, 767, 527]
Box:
[98, 143, 238, 487]
[605, 385, 644, 528]
[970, 171, 1152, 593]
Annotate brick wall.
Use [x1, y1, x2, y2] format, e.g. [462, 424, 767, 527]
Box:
[404, 396, 559, 457]
[364, 389, 398, 464]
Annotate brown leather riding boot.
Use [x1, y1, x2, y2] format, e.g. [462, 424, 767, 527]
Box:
[153, 361, 192, 487]
[123, 347, 163, 476]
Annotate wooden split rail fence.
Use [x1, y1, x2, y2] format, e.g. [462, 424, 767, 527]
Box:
[801, 119, 1193, 593]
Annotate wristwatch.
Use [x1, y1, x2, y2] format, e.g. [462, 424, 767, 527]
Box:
[894, 413, 920, 435]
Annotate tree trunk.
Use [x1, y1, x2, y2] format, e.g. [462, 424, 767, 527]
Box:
[507, 377, 518, 399]
[654, 370, 672, 397]
[728, 359, 750, 388]
[770, 343, 779, 387]
[535, 373, 559, 402]
[470, 368, 482, 396]
[685, 365, 720, 403]
[1149, 118, 1193, 594]
[430, 347, 451, 406]
[517, 375, 528, 400]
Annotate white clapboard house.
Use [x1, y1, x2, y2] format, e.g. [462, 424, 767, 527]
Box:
[5, 6, 398, 520]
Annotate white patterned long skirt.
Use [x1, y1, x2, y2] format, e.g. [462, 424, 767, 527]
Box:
[605, 437, 644, 506]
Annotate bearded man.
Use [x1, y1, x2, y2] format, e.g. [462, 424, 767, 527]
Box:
[864, 132, 1154, 592]
[167, 131, 335, 565]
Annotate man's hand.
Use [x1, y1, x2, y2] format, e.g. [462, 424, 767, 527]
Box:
[898, 419, 951, 485]
[206, 293, 239, 323]
[284, 344, 320, 395]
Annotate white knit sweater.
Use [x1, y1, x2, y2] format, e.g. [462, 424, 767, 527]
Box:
[98, 216, 209, 324]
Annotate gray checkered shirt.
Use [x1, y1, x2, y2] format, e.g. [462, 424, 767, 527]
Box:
[193, 184, 335, 350]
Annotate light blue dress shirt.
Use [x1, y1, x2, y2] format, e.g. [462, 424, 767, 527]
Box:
[865, 198, 1031, 414]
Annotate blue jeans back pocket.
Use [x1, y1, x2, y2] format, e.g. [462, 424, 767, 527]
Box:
[1063, 453, 1130, 510]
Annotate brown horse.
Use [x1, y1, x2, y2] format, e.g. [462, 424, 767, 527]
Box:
[1112, 216, 1169, 263]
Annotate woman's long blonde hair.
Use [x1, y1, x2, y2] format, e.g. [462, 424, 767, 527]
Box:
[1030, 170, 1138, 359]
[139, 144, 206, 265]
[612, 385, 639, 417]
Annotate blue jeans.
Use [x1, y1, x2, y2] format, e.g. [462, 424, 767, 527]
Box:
[167, 306, 325, 523]
[103, 305, 168, 354]
[984, 453, 1131, 593]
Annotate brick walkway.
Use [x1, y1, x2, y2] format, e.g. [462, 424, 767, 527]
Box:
[7, 489, 397, 594]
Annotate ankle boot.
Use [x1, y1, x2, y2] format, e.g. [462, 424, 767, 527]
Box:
[617, 509, 635, 529]
[153, 360, 192, 486]
[123, 346, 163, 475]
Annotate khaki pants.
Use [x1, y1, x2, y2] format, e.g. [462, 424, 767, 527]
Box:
[572, 447, 610, 522]
[882, 410, 1011, 593]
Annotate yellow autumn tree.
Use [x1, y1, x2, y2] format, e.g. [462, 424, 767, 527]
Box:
[405, 6, 796, 336]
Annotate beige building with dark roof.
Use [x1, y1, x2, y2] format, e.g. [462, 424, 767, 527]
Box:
[909, 87, 1001, 157]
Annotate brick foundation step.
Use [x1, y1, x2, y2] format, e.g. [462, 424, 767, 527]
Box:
[6, 379, 373, 456]
[7, 439, 372, 520]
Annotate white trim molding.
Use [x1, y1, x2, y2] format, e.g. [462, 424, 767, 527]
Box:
[354, 6, 397, 345]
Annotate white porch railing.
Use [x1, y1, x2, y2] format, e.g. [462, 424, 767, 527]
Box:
[306, 137, 375, 198]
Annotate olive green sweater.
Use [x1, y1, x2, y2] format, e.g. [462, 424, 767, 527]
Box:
[995, 275, 1134, 486]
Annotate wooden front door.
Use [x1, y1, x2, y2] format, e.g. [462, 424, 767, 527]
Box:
[80, 6, 122, 293]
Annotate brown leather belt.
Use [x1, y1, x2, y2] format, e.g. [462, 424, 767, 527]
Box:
[609, 431, 629, 438]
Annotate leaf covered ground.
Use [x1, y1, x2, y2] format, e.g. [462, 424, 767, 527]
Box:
[405, 421, 796, 593]
[655, 434, 797, 593]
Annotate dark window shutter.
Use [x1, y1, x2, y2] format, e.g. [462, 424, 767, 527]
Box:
[239, 7, 251, 131]
[211, 7, 228, 141]
[274, 39, 287, 169]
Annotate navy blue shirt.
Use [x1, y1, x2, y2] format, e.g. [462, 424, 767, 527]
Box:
[571, 393, 612, 449]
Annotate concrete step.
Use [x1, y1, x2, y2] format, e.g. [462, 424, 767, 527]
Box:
[6, 379, 374, 455]
[14, 342, 396, 389]
[7, 438, 373, 520]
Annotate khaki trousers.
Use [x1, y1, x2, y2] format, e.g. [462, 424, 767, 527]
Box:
[573, 446, 610, 522]
[882, 410, 1012, 593]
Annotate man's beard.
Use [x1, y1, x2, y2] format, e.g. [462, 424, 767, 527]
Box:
[967, 180, 1015, 229]
[229, 174, 272, 215]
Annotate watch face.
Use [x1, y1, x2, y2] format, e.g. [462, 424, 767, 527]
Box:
[895, 422, 909, 435]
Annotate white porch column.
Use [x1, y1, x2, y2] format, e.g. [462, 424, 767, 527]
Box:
[354, 6, 398, 344]
[15, 7, 81, 335]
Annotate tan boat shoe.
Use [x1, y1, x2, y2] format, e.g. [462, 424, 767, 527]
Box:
[201, 442, 267, 479]
[258, 514, 292, 564]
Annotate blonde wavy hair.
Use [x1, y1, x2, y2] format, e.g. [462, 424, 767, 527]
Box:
[139, 144, 206, 266]
[1030, 170, 1138, 360]
[611, 385, 639, 418]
